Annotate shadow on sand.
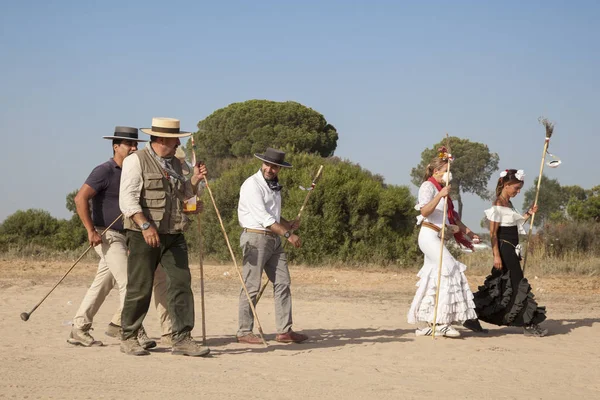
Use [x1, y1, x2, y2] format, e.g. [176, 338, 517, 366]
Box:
[197, 327, 413, 355]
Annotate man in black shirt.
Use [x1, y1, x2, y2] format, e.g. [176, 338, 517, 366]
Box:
[67, 127, 171, 348]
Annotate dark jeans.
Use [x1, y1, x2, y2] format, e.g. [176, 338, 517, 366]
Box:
[121, 231, 194, 341]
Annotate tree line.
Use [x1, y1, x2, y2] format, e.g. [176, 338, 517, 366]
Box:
[1, 100, 598, 264]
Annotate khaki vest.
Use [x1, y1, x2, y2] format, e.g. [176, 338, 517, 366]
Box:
[124, 147, 189, 233]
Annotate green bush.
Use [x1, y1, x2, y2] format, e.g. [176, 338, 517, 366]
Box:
[532, 220, 600, 257]
[0, 209, 87, 252]
[186, 153, 420, 266]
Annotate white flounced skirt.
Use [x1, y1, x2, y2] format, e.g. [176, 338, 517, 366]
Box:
[407, 226, 477, 325]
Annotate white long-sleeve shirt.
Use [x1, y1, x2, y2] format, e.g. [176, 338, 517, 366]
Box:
[237, 170, 281, 229]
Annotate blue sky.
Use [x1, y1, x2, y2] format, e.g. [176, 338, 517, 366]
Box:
[1, 0, 598, 231]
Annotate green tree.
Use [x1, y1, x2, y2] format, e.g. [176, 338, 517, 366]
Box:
[567, 185, 600, 222]
[186, 152, 419, 266]
[191, 100, 339, 177]
[66, 189, 78, 213]
[522, 175, 566, 227]
[410, 137, 499, 218]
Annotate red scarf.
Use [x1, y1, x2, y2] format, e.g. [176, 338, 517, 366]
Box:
[427, 177, 474, 250]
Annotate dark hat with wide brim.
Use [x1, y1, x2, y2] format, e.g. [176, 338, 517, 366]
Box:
[102, 126, 147, 142]
[254, 148, 292, 168]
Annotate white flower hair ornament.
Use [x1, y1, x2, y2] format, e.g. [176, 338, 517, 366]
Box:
[515, 170, 525, 181]
[499, 170, 508, 178]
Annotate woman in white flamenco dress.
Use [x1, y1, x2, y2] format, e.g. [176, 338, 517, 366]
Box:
[407, 149, 481, 337]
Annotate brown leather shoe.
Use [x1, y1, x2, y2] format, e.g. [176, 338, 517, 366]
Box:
[236, 333, 263, 345]
[276, 330, 308, 343]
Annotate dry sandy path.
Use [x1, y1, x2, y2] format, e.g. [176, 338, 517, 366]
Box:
[1, 260, 599, 399]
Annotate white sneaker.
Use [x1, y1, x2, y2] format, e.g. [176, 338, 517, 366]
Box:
[437, 324, 461, 338]
[415, 327, 434, 337]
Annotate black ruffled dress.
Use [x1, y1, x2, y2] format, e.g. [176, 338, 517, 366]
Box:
[473, 207, 546, 327]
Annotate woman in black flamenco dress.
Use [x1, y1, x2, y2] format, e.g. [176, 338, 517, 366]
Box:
[472, 169, 547, 337]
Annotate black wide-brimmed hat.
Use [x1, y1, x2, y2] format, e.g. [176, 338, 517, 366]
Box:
[102, 126, 147, 142]
[254, 148, 292, 168]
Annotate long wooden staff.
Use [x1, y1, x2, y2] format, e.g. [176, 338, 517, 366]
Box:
[200, 171, 268, 347]
[522, 118, 554, 275]
[20, 214, 123, 321]
[432, 134, 451, 339]
[190, 138, 207, 345]
[255, 165, 324, 305]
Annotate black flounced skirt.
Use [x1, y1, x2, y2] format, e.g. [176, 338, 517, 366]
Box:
[473, 226, 546, 327]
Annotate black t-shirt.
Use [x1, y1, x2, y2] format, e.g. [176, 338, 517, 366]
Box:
[84, 159, 123, 230]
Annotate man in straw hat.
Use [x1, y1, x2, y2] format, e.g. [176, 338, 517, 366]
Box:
[119, 117, 210, 356]
[68, 127, 172, 349]
[236, 148, 309, 344]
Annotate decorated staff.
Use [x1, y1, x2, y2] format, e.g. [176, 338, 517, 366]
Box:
[255, 164, 324, 304]
[431, 135, 453, 339]
[522, 118, 556, 274]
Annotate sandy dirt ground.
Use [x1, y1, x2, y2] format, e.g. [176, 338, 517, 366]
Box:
[1, 258, 600, 399]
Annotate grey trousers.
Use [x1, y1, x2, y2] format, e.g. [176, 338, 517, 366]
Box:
[237, 232, 293, 336]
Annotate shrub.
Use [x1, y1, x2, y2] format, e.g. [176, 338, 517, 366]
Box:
[186, 153, 419, 266]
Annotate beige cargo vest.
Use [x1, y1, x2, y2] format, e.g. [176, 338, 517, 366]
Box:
[124, 146, 189, 233]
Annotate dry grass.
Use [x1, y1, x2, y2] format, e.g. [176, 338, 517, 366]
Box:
[3, 242, 600, 277]
[459, 247, 600, 276]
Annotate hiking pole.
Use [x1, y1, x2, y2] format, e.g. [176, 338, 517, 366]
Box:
[255, 165, 324, 304]
[522, 118, 554, 275]
[196, 214, 207, 345]
[190, 138, 207, 345]
[20, 214, 123, 322]
[432, 134, 451, 339]
[202, 176, 268, 347]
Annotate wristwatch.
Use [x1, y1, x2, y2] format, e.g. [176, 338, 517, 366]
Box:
[140, 222, 151, 231]
[283, 230, 291, 239]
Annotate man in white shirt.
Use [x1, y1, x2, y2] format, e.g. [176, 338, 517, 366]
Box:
[237, 148, 308, 344]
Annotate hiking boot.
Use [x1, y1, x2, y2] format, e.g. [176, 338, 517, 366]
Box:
[67, 327, 103, 347]
[236, 333, 263, 345]
[120, 337, 150, 356]
[137, 326, 157, 350]
[105, 322, 121, 338]
[276, 330, 308, 343]
[524, 324, 548, 337]
[463, 319, 489, 334]
[161, 334, 173, 347]
[172, 334, 210, 357]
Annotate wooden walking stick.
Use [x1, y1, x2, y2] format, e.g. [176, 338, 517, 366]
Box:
[188, 138, 208, 345]
[255, 165, 324, 304]
[196, 215, 207, 345]
[522, 118, 555, 275]
[431, 134, 451, 339]
[20, 214, 123, 321]
[201, 176, 269, 347]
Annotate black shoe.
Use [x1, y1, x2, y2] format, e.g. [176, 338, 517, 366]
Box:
[524, 324, 548, 337]
[463, 319, 489, 333]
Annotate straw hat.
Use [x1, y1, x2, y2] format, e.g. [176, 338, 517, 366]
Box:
[140, 117, 192, 138]
[102, 126, 147, 142]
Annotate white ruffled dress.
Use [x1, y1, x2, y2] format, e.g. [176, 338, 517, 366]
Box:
[407, 181, 478, 325]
